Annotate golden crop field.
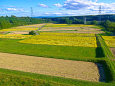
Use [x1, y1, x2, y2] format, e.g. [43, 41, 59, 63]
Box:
[102, 36, 115, 47]
[0, 24, 45, 32]
[19, 33, 97, 47]
[45, 24, 94, 27]
[0, 34, 32, 39]
[40, 32, 95, 37]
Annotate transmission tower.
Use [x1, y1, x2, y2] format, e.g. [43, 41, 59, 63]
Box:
[99, 5, 102, 23]
[31, 7, 33, 17]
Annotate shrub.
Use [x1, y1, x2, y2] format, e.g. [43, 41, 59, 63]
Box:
[29, 31, 36, 35]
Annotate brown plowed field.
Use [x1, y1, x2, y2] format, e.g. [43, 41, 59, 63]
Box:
[0, 52, 101, 82]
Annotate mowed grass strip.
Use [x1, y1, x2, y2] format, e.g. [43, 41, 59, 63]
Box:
[0, 72, 69, 86]
[0, 39, 100, 59]
[0, 63, 114, 86]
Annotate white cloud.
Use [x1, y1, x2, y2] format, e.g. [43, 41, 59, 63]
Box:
[54, 3, 62, 7]
[6, 8, 24, 11]
[95, 0, 98, 2]
[53, 12, 62, 15]
[44, 11, 78, 16]
[61, 0, 115, 14]
[39, 4, 48, 8]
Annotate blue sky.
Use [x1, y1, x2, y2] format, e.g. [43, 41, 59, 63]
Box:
[0, 0, 115, 17]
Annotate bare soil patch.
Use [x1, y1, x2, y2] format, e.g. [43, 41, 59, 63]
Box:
[0, 32, 7, 34]
[0, 52, 104, 82]
[110, 48, 115, 57]
[11, 24, 45, 29]
[8, 31, 29, 34]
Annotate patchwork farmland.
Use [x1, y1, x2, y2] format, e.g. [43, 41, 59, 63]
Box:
[0, 23, 115, 86]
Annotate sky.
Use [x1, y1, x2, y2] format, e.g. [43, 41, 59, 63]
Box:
[0, 0, 115, 17]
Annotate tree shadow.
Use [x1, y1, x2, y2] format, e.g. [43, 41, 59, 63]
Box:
[96, 63, 105, 82]
[96, 61, 113, 82]
[96, 47, 105, 58]
[96, 36, 105, 58]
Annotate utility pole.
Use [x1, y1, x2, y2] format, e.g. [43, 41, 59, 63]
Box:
[84, 17, 86, 24]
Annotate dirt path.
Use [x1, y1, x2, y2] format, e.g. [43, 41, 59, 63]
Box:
[0, 52, 101, 82]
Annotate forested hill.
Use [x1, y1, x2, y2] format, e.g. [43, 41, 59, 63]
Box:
[0, 15, 51, 30]
[42, 14, 115, 24]
[41, 14, 115, 32]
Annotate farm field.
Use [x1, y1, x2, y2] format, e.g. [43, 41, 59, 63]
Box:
[0, 34, 32, 39]
[40, 24, 104, 34]
[102, 36, 115, 57]
[0, 24, 45, 35]
[0, 52, 102, 82]
[0, 39, 101, 59]
[19, 32, 97, 47]
[102, 36, 115, 47]
[0, 24, 114, 86]
[44, 24, 94, 27]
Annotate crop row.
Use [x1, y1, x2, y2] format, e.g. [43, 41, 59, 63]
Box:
[45, 24, 94, 27]
[102, 36, 115, 47]
[19, 35, 97, 47]
[40, 32, 95, 37]
[0, 34, 32, 39]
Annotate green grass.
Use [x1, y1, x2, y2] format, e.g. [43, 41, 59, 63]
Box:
[0, 71, 69, 86]
[0, 38, 104, 61]
[91, 25, 104, 29]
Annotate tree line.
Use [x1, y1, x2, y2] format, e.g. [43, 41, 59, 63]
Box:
[0, 15, 52, 30]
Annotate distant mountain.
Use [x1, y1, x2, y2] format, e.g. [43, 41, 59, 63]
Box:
[33, 16, 64, 18]
[45, 14, 115, 22]
[33, 14, 115, 19]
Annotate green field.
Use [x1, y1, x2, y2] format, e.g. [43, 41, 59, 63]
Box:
[0, 39, 104, 60]
[0, 24, 115, 86]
